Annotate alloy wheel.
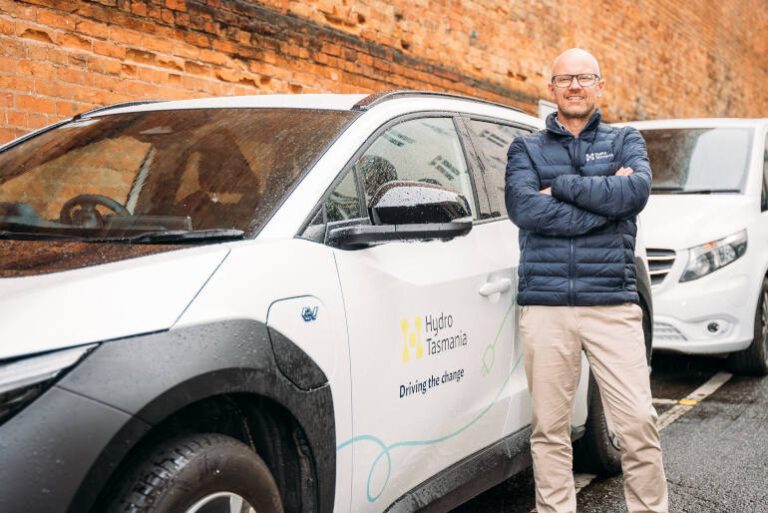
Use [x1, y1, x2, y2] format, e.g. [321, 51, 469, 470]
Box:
[185, 492, 256, 513]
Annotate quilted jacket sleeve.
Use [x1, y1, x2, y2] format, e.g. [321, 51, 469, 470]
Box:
[550, 127, 652, 219]
[505, 138, 609, 237]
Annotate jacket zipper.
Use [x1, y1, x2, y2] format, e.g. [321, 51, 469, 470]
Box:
[569, 237, 574, 306]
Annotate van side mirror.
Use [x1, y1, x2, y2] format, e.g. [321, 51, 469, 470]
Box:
[327, 181, 473, 249]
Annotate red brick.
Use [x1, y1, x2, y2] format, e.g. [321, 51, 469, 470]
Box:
[0, 91, 12, 107]
[18, 60, 58, 80]
[93, 40, 126, 59]
[109, 26, 142, 47]
[37, 10, 76, 30]
[6, 110, 27, 126]
[17, 94, 56, 114]
[126, 48, 156, 65]
[28, 111, 51, 129]
[76, 20, 109, 40]
[87, 55, 122, 75]
[138, 66, 167, 83]
[35, 79, 75, 98]
[16, 23, 55, 44]
[166, 0, 186, 11]
[0, 55, 15, 73]
[0, 18, 14, 36]
[57, 67, 94, 86]
[58, 33, 92, 51]
[56, 100, 86, 117]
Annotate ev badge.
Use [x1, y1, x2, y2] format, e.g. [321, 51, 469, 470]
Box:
[301, 306, 319, 322]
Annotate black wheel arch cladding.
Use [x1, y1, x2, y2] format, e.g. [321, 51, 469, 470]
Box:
[56, 319, 335, 513]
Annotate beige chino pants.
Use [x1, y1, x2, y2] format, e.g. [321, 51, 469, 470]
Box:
[519, 303, 668, 513]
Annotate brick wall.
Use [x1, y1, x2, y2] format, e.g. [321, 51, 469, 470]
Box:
[1, 0, 766, 144]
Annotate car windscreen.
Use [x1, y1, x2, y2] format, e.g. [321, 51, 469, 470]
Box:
[640, 127, 754, 194]
[0, 108, 358, 242]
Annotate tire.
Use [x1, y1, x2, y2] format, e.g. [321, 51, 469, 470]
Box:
[574, 301, 652, 475]
[107, 433, 284, 513]
[728, 278, 768, 376]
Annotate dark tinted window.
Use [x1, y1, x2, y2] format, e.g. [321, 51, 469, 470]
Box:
[467, 120, 532, 218]
[0, 108, 358, 240]
[640, 127, 754, 193]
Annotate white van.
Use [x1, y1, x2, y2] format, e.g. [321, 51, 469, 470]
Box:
[0, 92, 653, 513]
[627, 119, 768, 375]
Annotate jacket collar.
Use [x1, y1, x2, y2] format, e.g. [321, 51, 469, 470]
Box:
[545, 109, 602, 142]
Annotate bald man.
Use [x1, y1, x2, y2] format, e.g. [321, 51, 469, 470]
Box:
[505, 49, 668, 513]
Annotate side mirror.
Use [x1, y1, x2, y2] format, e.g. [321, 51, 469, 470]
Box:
[328, 181, 473, 249]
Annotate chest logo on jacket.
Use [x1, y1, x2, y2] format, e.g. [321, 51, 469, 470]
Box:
[585, 151, 614, 162]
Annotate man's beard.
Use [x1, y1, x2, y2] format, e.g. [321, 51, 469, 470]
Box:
[560, 105, 594, 120]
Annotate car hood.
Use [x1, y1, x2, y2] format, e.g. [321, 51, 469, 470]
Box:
[641, 194, 754, 250]
[0, 245, 229, 360]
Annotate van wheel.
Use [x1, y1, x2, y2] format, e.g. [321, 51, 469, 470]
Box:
[728, 278, 768, 376]
[107, 433, 283, 513]
[574, 301, 652, 475]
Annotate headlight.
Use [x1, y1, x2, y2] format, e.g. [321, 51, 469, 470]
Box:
[0, 344, 96, 425]
[680, 229, 747, 282]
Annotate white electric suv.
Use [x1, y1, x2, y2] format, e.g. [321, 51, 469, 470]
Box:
[627, 118, 768, 375]
[0, 92, 653, 513]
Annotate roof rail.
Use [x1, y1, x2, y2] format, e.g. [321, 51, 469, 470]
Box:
[353, 90, 525, 113]
[73, 100, 167, 119]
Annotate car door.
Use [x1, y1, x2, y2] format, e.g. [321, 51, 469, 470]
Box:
[462, 117, 569, 435]
[325, 115, 520, 511]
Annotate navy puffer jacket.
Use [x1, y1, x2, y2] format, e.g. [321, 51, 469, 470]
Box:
[505, 110, 651, 306]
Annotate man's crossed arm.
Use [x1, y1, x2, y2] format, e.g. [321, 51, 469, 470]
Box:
[504, 128, 651, 236]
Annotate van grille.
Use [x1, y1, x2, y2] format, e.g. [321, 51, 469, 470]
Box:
[646, 248, 676, 285]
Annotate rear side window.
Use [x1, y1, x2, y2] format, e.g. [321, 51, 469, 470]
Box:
[467, 120, 532, 218]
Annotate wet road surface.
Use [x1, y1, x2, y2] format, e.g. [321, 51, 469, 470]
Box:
[451, 353, 768, 513]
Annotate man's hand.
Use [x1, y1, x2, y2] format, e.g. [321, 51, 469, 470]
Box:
[540, 187, 552, 195]
[615, 167, 634, 176]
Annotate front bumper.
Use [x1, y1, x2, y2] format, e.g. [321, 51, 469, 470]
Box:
[652, 263, 755, 355]
[0, 384, 148, 513]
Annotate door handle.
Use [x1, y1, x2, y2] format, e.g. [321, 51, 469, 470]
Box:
[478, 278, 511, 297]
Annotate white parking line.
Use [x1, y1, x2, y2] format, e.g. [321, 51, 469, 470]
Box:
[527, 371, 735, 511]
[656, 371, 732, 431]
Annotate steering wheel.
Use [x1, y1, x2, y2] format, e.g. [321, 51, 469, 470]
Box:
[59, 194, 130, 228]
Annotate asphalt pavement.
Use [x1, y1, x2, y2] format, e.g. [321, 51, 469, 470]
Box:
[451, 353, 768, 513]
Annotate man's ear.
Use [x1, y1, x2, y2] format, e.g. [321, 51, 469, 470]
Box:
[595, 78, 606, 98]
[547, 81, 556, 100]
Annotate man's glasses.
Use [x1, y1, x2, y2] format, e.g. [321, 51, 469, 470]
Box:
[551, 73, 600, 88]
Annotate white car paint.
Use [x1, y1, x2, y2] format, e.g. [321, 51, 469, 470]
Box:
[0, 245, 229, 360]
[627, 118, 768, 354]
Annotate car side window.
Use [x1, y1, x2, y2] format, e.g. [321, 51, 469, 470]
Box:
[762, 133, 768, 211]
[356, 117, 477, 218]
[467, 120, 533, 218]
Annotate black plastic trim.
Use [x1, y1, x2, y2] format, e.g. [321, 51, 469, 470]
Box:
[0, 320, 335, 513]
[384, 427, 533, 513]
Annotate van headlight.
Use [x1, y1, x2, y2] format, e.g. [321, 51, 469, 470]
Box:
[0, 344, 96, 425]
[680, 229, 747, 282]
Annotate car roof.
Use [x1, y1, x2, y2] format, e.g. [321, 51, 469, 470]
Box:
[79, 90, 528, 118]
[619, 118, 768, 130]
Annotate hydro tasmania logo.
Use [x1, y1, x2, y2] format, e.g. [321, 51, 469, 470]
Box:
[585, 151, 614, 162]
[400, 312, 469, 363]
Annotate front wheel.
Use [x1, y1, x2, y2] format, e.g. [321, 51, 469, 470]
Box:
[107, 433, 284, 513]
[728, 278, 768, 376]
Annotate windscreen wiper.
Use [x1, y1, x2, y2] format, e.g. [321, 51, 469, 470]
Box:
[0, 228, 245, 243]
[116, 228, 245, 243]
